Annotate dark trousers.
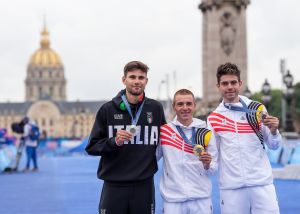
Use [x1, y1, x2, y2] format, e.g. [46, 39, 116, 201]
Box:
[99, 177, 155, 214]
[26, 146, 38, 169]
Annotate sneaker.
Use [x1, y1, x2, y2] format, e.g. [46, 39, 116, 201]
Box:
[31, 168, 39, 172]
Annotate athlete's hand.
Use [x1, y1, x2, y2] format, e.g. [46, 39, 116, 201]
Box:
[199, 151, 212, 170]
[262, 115, 279, 135]
[115, 130, 133, 146]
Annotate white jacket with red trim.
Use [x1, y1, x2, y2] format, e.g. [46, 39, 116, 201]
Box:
[207, 95, 282, 190]
[156, 117, 218, 202]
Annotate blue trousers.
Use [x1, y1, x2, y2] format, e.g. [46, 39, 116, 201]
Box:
[26, 146, 38, 169]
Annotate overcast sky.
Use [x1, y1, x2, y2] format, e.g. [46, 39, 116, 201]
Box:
[0, 0, 299, 102]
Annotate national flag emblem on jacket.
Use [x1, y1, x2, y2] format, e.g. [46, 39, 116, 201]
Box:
[171, 133, 176, 140]
[222, 119, 226, 126]
[147, 112, 153, 124]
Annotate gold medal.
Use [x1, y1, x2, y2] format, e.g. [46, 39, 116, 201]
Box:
[193, 144, 204, 156]
[257, 111, 267, 122]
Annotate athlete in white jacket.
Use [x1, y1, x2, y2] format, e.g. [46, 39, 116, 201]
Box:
[208, 63, 281, 214]
[157, 89, 218, 214]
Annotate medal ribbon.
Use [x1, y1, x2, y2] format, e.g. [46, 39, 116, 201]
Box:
[224, 98, 265, 147]
[176, 126, 196, 146]
[223, 98, 261, 114]
[121, 94, 145, 125]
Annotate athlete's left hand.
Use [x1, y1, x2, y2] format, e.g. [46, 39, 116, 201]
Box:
[199, 151, 212, 170]
[263, 115, 279, 135]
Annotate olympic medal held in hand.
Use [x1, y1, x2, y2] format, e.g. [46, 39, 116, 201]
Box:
[258, 111, 267, 122]
[193, 144, 204, 156]
[129, 125, 137, 135]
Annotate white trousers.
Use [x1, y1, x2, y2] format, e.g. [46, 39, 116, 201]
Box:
[220, 184, 280, 214]
[162, 198, 212, 214]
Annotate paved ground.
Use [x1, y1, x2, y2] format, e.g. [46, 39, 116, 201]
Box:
[1, 156, 300, 214]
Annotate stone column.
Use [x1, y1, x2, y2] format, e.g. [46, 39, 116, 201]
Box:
[199, 0, 250, 107]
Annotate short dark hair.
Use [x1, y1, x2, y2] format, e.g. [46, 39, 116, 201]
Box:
[22, 116, 29, 124]
[216, 62, 241, 84]
[123, 61, 149, 76]
[172, 89, 195, 106]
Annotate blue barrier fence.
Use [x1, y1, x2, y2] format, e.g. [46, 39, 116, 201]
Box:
[0, 136, 89, 171]
[267, 138, 300, 165]
[37, 137, 88, 156]
[1, 135, 300, 172]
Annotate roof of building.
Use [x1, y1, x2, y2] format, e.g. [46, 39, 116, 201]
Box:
[54, 100, 107, 114]
[0, 100, 107, 115]
[29, 26, 62, 68]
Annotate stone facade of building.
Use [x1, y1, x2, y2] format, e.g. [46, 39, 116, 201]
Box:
[199, 0, 250, 107]
[0, 26, 103, 138]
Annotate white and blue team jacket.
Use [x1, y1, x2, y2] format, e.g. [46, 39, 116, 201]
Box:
[207, 95, 282, 190]
[156, 117, 218, 202]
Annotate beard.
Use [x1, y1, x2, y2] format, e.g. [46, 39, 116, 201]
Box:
[130, 91, 142, 96]
[127, 87, 144, 96]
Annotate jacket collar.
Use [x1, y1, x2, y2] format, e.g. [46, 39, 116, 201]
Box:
[216, 95, 252, 112]
[171, 117, 206, 129]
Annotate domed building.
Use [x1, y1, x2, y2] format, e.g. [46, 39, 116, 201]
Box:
[0, 26, 104, 138]
[26, 26, 66, 102]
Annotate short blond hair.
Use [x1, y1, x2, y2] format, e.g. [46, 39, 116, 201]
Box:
[172, 89, 195, 106]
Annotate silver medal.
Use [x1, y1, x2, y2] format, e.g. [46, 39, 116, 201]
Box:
[129, 125, 137, 135]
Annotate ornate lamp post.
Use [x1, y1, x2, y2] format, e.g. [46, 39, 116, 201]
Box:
[261, 79, 271, 109]
[283, 70, 295, 132]
[243, 86, 252, 99]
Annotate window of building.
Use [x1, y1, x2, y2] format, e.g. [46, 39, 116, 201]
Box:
[29, 87, 33, 97]
[59, 87, 63, 97]
[49, 86, 53, 96]
[39, 87, 43, 98]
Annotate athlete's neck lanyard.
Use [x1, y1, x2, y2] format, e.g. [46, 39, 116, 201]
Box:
[223, 98, 258, 114]
[121, 94, 145, 125]
[176, 126, 196, 146]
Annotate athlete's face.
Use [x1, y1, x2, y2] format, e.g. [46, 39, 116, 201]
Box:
[217, 75, 242, 103]
[173, 94, 196, 126]
[122, 69, 148, 96]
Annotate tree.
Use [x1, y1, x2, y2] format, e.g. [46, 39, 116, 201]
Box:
[252, 89, 282, 121]
[252, 82, 300, 132]
[253, 89, 283, 128]
[294, 82, 300, 126]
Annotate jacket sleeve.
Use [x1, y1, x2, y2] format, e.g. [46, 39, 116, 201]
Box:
[262, 125, 282, 150]
[156, 124, 165, 161]
[156, 103, 166, 161]
[156, 139, 163, 161]
[22, 124, 30, 138]
[205, 119, 220, 175]
[160, 103, 167, 125]
[261, 106, 282, 150]
[85, 106, 118, 156]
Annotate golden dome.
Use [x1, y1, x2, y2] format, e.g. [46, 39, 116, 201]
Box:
[29, 27, 62, 67]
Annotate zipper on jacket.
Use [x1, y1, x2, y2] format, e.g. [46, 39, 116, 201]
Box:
[235, 112, 246, 183]
[181, 138, 188, 199]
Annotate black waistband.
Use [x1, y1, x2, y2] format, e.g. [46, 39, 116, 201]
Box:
[104, 176, 153, 187]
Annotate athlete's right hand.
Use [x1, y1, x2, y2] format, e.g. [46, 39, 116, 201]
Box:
[199, 151, 212, 170]
[115, 130, 133, 146]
